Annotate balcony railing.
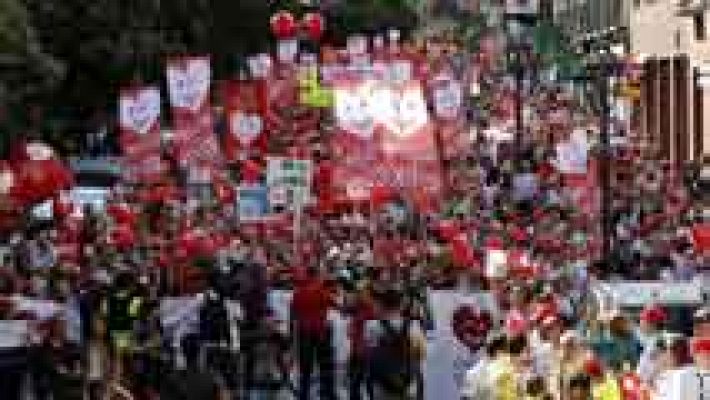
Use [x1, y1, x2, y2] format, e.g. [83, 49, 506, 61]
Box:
[676, 0, 708, 16]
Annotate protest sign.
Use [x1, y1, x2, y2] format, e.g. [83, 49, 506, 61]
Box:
[166, 56, 221, 171]
[266, 157, 312, 207]
[237, 184, 269, 222]
[118, 86, 165, 183]
[223, 80, 268, 161]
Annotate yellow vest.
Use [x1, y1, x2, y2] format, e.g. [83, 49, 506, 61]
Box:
[592, 374, 622, 400]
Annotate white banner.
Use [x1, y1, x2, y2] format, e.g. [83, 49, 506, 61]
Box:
[276, 39, 299, 64]
[166, 57, 211, 111]
[0, 320, 29, 349]
[119, 87, 161, 135]
[424, 290, 499, 400]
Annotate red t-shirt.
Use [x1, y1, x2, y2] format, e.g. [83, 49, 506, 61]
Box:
[692, 223, 710, 253]
[349, 296, 376, 358]
[291, 279, 333, 338]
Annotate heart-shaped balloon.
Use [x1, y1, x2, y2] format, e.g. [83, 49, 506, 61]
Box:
[167, 58, 211, 111]
[230, 111, 263, 145]
[119, 88, 161, 135]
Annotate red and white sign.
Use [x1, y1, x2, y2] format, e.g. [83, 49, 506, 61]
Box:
[223, 80, 268, 161]
[166, 56, 221, 171]
[118, 86, 165, 183]
[375, 81, 436, 161]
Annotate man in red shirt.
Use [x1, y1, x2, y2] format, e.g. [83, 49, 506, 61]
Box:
[290, 267, 336, 400]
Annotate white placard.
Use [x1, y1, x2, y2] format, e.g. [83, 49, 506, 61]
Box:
[277, 39, 299, 64]
[600, 282, 704, 307]
[334, 82, 377, 139]
[555, 140, 588, 174]
[425, 290, 499, 400]
[68, 187, 109, 213]
[485, 249, 508, 279]
[266, 157, 312, 206]
[0, 320, 29, 349]
[347, 35, 368, 56]
[119, 87, 161, 135]
[166, 57, 211, 111]
[434, 80, 463, 119]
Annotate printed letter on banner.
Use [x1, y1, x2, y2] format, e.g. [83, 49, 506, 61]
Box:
[166, 56, 220, 170]
[118, 86, 165, 183]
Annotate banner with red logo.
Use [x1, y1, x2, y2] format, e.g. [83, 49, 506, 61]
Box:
[331, 78, 441, 208]
[166, 56, 221, 173]
[118, 86, 166, 183]
[223, 80, 268, 161]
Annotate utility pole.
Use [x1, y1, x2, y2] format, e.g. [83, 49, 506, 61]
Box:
[598, 52, 614, 269]
[515, 55, 524, 152]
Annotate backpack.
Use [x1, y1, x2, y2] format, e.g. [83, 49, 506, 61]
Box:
[368, 319, 416, 395]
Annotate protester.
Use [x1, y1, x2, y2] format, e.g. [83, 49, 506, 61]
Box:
[365, 288, 426, 400]
[0, 30, 705, 400]
[290, 267, 337, 400]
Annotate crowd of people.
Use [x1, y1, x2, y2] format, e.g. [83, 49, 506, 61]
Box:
[0, 34, 708, 400]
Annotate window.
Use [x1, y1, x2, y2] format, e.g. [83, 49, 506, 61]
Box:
[694, 14, 706, 41]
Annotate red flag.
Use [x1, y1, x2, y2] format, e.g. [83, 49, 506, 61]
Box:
[118, 85, 166, 183]
[166, 56, 221, 173]
[223, 80, 268, 161]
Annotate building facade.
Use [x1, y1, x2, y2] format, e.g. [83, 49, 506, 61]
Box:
[631, 0, 709, 164]
[553, 0, 708, 164]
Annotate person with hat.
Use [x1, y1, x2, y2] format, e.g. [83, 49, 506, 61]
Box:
[648, 334, 708, 399]
[637, 304, 669, 385]
[590, 312, 642, 373]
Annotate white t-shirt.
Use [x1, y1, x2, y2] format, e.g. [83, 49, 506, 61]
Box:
[652, 366, 710, 400]
[461, 356, 493, 400]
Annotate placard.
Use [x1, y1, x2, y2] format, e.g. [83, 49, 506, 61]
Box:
[599, 282, 704, 307]
[555, 140, 588, 174]
[266, 157, 312, 206]
[433, 80, 463, 119]
[0, 320, 29, 349]
[277, 39, 299, 64]
[68, 187, 110, 213]
[237, 184, 269, 222]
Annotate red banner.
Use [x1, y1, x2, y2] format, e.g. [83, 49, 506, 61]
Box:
[118, 86, 166, 183]
[331, 78, 442, 209]
[166, 56, 221, 174]
[222, 80, 268, 161]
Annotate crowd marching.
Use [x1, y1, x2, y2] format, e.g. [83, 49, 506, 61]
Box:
[0, 31, 708, 400]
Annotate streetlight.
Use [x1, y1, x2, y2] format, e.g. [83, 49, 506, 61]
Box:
[505, 16, 530, 154]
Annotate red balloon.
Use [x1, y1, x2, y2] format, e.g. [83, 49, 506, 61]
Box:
[302, 12, 325, 41]
[270, 10, 297, 39]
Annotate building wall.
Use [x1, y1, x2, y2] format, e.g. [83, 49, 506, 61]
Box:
[629, 0, 708, 163]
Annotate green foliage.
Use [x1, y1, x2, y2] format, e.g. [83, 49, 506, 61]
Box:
[1, 0, 419, 136]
